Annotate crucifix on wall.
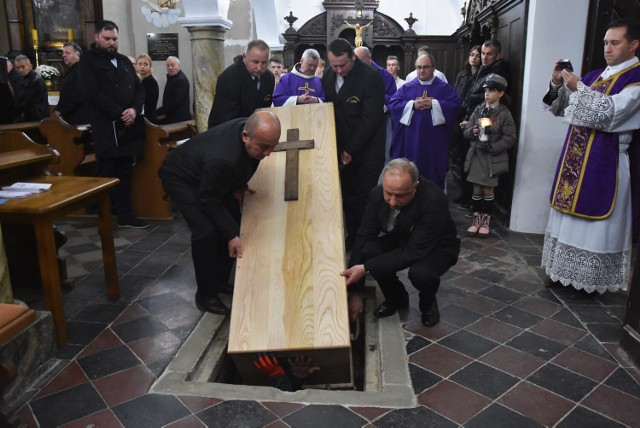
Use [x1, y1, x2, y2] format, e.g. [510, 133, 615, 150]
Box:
[273, 128, 314, 201]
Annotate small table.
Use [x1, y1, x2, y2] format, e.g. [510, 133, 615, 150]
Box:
[0, 176, 119, 347]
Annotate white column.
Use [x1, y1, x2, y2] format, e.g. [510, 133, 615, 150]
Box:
[509, 0, 589, 233]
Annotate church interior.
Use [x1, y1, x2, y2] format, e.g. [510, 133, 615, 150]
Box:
[1, 0, 640, 426]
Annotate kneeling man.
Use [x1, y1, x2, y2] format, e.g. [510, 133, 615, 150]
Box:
[341, 158, 460, 326]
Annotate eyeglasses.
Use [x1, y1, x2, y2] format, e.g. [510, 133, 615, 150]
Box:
[415, 65, 434, 70]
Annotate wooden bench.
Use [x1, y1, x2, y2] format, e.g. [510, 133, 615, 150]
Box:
[130, 119, 196, 221]
[228, 104, 351, 386]
[38, 115, 95, 177]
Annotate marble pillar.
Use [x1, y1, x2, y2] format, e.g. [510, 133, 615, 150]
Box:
[0, 228, 13, 303]
[186, 26, 227, 133]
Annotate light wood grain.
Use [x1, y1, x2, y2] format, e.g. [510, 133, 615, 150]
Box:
[228, 103, 351, 385]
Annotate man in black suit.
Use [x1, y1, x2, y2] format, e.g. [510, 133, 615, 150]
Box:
[341, 158, 460, 327]
[157, 56, 191, 124]
[55, 42, 89, 125]
[322, 38, 386, 250]
[78, 20, 147, 228]
[159, 111, 281, 315]
[13, 55, 49, 122]
[208, 39, 275, 128]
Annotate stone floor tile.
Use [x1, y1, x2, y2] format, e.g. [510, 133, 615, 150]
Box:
[403, 318, 459, 341]
[405, 335, 431, 355]
[409, 363, 443, 394]
[581, 384, 640, 427]
[347, 406, 392, 422]
[479, 345, 545, 378]
[449, 361, 519, 399]
[512, 295, 563, 318]
[555, 406, 625, 428]
[30, 383, 107, 427]
[92, 365, 156, 407]
[438, 304, 483, 327]
[128, 331, 183, 365]
[78, 329, 124, 358]
[492, 306, 543, 329]
[281, 404, 366, 428]
[111, 302, 149, 326]
[551, 347, 618, 382]
[164, 414, 207, 428]
[418, 380, 491, 424]
[586, 323, 623, 343]
[498, 381, 573, 426]
[112, 394, 191, 427]
[409, 343, 473, 377]
[454, 293, 506, 316]
[373, 406, 456, 427]
[111, 315, 169, 343]
[529, 318, 586, 347]
[178, 396, 223, 413]
[526, 363, 598, 402]
[603, 367, 640, 398]
[465, 403, 543, 428]
[437, 329, 499, 359]
[35, 361, 88, 399]
[466, 317, 523, 343]
[77, 345, 142, 380]
[59, 409, 124, 428]
[551, 307, 584, 329]
[447, 274, 492, 293]
[506, 331, 567, 361]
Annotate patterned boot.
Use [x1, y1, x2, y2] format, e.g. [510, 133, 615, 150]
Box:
[478, 213, 491, 238]
[466, 212, 481, 237]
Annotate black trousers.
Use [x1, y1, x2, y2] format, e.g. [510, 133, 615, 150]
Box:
[159, 170, 239, 297]
[341, 156, 383, 242]
[360, 235, 457, 311]
[97, 157, 134, 219]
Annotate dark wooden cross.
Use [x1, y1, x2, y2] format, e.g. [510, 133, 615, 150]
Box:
[273, 128, 314, 201]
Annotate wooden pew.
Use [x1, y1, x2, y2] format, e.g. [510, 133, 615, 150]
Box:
[130, 119, 196, 221]
[39, 115, 95, 177]
[228, 104, 351, 386]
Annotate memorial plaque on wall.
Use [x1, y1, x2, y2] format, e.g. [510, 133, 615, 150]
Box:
[147, 33, 179, 61]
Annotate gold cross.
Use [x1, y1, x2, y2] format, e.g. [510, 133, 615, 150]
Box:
[297, 82, 316, 95]
[422, 90, 428, 98]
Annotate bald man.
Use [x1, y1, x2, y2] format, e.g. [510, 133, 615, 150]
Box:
[157, 55, 191, 124]
[159, 111, 282, 315]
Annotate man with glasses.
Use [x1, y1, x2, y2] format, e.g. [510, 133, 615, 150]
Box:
[389, 54, 461, 189]
[322, 38, 386, 251]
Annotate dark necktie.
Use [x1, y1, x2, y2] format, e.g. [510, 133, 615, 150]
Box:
[255, 77, 260, 91]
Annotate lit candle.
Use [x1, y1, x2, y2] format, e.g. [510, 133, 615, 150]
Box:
[32, 29, 38, 44]
[67, 28, 74, 41]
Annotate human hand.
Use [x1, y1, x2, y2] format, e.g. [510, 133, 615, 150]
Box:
[348, 292, 364, 320]
[552, 60, 564, 85]
[228, 236, 243, 258]
[253, 353, 285, 377]
[413, 97, 432, 110]
[341, 151, 352, 166]
[472, 126, 479, 137]
[561, 69, 580, 92]
[288, 356, 320, 379]
[121, 108, 137, 126]
[233, 188, 256, 204]
[297, 94, 318, 104]
[340, 264, 366, 286]
[459, 120, 468, 129]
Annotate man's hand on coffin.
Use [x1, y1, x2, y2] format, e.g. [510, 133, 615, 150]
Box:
[341, 264, 366, 286]
[233, 187, 256, 204]
[253, 353, 285, 377]
[228, 236, 243, 258]
[288, 356, 320, 379]
[341, 151, 352, 166]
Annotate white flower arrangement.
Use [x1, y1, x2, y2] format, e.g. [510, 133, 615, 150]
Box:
[35, 64, 60, 80]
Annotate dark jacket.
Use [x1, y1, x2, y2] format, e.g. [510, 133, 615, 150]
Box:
[322, 57, 386, 160]
[464, 59, 510, 119]
[349, 179, 460, 274]
[157, 70, 190, 124]
[208, 58, 274, 128]
[78, 43, 145, 159]
[141, 74, 159, 123]
[159, 118, 258, 241]
[15, 70, 49, 122]
[55, 63, 89, 125]
[8, 68, 23, 101]
[463, 102, 516, 177]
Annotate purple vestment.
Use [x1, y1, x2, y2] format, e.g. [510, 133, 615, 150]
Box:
[272, 65, 325, 107]
[372, 60, 397, 106]
[550, 62, 640, 218]
[389, 77, 461, 189]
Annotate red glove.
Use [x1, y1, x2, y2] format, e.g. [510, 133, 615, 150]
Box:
[253, 353, 285, 377]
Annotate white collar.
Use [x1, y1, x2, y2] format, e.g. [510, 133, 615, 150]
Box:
[601, 57, 639, 79]
[418, 77, 435, 85]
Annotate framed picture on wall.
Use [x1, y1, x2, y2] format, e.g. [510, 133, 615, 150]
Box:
[32, 0, 84, 48]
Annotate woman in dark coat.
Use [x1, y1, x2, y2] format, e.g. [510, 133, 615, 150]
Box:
[136, 53, 158, 123]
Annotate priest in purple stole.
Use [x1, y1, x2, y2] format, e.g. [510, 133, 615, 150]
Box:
[272, 48, 325, 107]
[389, 54, 461, 189]
[541, 17, 640, 294]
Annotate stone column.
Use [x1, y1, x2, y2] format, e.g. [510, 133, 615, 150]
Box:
[186, 26, 227, 133]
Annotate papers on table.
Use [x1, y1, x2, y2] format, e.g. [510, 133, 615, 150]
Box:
[0, 182, 52, 199]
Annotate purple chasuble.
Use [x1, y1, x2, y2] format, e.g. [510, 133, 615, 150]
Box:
[389, 77, 461, 189]
[550, 62, 640, 219]
[272, 66, 325, 107]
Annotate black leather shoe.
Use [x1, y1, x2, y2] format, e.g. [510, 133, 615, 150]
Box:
[374, 300, 408, 318]
[421, 298, 440, 327]
[220, 284, 235, 295]
[195, 294, 230, 315]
